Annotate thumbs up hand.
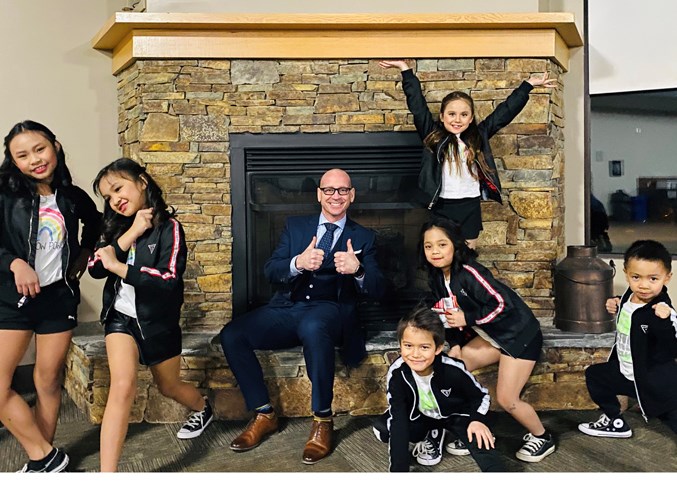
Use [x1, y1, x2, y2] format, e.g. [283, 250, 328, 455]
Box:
[296, 236, 325, 271]
[334, 238, 360, 275]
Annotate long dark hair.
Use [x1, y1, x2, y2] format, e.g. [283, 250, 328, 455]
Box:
[0, 120, 73, 194]
[93, 158, 174, 244]
[418, 217, 478, 282]
[422, 91, 493, 179]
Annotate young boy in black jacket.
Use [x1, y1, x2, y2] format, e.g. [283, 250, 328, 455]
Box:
[579, 240, 677, 437]
[373, 306, 505, 472]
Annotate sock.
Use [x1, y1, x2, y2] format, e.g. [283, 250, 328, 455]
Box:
[313, 410, 333, 421]
[255, 404, 274, 414]
[536, 429, 552, 440]
[27, 447, 57, 470]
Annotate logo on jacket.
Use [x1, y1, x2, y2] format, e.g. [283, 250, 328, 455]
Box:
[441, 388, 452, 397]
[640, 324, 649, 334]
[148, 244, 156, 254]
[459, 289, 468, 297]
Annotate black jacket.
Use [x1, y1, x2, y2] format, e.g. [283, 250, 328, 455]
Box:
[401, 68, 534, 208]
[609, 287, 677, 418]
[429, 261, 541, 357]
[385, 354, 491, 472]
[0, 186, 101, 303]
[88, 217, 187, 339]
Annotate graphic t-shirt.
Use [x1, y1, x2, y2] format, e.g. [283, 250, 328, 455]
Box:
[114, 242, 137, 318]
[35, 194, 65, 286]
[616, 298, 644, 381]
[412, 371, 442, 419]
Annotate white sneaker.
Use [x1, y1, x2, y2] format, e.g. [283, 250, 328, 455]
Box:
[445, 438, 470, 456]
[412, 429, 445, 466]
[177, 397, 214, 439]
[578, 413, 632, 438]
[515, 432, 556, 463]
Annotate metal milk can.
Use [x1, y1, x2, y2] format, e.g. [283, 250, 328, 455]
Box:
[554, 245, 615, 333]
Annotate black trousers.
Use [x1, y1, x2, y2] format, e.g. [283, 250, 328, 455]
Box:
[585, 361, 677, 434]
[374, 412, 506, 472]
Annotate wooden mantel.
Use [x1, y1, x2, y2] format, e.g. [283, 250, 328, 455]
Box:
[93, 12, 583, 75]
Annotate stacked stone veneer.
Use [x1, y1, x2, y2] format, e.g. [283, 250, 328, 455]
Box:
[64, 57, 574, 422]
[116, 57, 564, 329]
[65, 325, 608, 424]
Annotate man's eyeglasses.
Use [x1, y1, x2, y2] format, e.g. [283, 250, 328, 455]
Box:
[319, 187, 352, 196]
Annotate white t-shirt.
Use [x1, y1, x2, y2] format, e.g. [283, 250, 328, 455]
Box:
[439, 136, 481, 199]
[412, 370, 442, 419]
[35, 194, 65, 286]
[114, 242, 137, 318]
[616, 298, 643, 381]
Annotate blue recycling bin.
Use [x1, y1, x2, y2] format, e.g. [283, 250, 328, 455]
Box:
[631, 195, 648, 222]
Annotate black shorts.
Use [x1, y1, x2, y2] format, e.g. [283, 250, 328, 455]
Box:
[0, 280, 78, 334]
[104, 310, 182, 366]
[432, 197, 483, 240]
[500, 329, 543, 361]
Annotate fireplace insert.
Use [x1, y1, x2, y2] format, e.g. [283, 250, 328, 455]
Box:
[230, 132, 432, 332]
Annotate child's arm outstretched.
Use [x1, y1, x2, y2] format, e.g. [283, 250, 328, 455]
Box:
[379, 59, 437, 140]
[527, 72, 558, 89]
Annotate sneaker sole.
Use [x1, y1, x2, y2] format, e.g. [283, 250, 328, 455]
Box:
[416, 456, 442, 466]
[577, 425, 632, 438]
[515, 444, 555, 463]
[51, 453, 70, 473]
[445, 446, 470, 456]
[372, 426, 388, 443]
[177, 415, 214, 440]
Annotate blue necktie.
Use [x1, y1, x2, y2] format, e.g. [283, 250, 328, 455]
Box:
[316, 223, 338, 255]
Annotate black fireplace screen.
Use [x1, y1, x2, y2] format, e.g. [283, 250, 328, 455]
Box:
[231, 132, 431, 332]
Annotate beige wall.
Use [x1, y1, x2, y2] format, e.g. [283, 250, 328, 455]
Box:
[1, 0, 127, 322]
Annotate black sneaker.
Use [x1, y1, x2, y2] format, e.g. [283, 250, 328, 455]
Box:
[17, 447, 69, 473]
[412, 428, 445, 466]
[177, 397, 214, 439]
[515, 433, 556, 462]
[578, 413, 632, 438]
[445, 438, 471, 456]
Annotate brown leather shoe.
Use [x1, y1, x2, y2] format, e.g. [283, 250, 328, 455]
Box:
[302, 418, 333, 464]
[230, 411, 279, 452]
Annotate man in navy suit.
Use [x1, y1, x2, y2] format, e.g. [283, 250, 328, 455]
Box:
[220, 168, 385, 464]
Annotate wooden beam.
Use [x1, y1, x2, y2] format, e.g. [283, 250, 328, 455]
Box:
[92, 12, 583, 74]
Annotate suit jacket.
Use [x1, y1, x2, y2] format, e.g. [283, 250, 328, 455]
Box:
[263, 214, 385, 366]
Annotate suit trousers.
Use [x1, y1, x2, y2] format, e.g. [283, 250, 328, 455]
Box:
[220, 300, 342, 413]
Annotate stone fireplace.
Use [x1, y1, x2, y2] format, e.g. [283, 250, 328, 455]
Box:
[64, 13, 607, 423]
[114, 55, 566, 330]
